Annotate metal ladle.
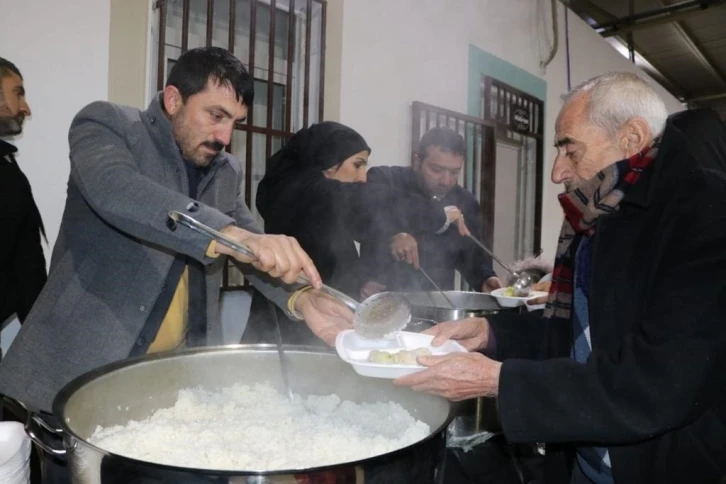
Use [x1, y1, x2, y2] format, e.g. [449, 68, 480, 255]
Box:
[167, 212, 411, 340]
[419, 266, 456, 309]
[466, 234, 533, 297]
[267, 298, 294, 402]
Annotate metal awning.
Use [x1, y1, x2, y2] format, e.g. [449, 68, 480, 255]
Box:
[566, 0, 726, 118]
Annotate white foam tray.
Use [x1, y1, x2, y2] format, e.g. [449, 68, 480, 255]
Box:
[335, 330, 467, 379]
[491, 288, 548, 308]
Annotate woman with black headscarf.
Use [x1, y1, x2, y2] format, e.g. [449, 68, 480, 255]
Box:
[244, 121, 449, 345]
[255, 121, 375, 299]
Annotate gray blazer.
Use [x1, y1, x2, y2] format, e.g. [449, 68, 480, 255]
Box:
[0, 95, 295, 411]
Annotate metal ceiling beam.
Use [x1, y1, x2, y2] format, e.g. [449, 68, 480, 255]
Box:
[653, 0, 726, 90]
[569, 2, 688, 96]
[594, 0, 726, 37]
[687, 92, 726, 102]
[608, 37, 687, 96]
[567, 0, 616, 25]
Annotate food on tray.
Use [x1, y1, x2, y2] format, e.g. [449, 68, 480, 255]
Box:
[501, 286, 516, 297]
[368, 348, 432, 365]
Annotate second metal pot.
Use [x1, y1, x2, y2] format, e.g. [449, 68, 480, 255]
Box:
[403, 290, 520, 325]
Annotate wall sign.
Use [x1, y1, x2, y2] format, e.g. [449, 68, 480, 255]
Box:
[512, 107, 530, 132]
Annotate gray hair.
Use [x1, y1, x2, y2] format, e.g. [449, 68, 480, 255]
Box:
[562, 72, 668, 139]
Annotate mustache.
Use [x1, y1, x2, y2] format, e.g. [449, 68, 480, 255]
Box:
[203, 140, 225, 152]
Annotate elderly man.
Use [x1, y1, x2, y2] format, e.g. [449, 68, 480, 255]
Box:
[397, 72, 726, 483]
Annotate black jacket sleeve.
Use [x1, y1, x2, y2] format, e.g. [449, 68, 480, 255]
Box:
[487, 310, 565, 361]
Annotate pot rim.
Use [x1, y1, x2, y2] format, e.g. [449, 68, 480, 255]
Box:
[52, 344, 456, 475]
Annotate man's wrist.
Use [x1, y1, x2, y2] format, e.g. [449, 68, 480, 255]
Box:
[287, 285, 315, 319]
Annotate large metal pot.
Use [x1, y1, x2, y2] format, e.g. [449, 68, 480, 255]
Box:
[21, 345, 455, 483]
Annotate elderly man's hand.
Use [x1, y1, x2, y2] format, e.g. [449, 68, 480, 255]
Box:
[216, 226, 322, 288]
[423, 317, 490, 351]
[393, 352, 501, 401]
[295, 289, 353, 346]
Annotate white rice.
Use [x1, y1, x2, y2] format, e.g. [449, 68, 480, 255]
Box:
[89, 383, 431, 471]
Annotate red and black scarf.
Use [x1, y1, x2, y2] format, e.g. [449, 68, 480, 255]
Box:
[543, 142, 659, 320]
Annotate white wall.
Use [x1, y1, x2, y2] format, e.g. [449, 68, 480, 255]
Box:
[109, 0, 152, 109]
[0, 0, 111, 260]
[337, 0, 684, 261]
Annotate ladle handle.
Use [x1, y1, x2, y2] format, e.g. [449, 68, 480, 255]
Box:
[167, 212, 361, 312]
[297, 273, 360, 312]
[419, 267, 456, 309]
[466, 234, 516, 277]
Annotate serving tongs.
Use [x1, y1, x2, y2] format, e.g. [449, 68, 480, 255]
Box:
[167, 211, 411, 339]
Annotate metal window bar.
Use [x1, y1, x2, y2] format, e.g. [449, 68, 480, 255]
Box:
[244, 0, 257, 209]
[154, 0, 327, 287]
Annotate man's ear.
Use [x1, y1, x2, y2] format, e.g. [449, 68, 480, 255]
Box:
[412, 152, 421, 170]
[162, 85, 183, 116]
[619, 117, 651, 157]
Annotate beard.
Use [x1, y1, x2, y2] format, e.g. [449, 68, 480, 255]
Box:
[0, 113, 23, 136]
[171, 115, 223, 167]
[182, 139, 224, 167]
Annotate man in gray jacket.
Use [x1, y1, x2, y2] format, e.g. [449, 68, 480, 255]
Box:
[0, 47, 351, 426]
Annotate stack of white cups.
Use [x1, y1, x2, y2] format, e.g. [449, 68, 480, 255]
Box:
[0, 421, 31, 484]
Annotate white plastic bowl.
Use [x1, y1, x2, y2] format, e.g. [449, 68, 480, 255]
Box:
[0, 422, 30, 484]
[335, 330, 467, 379]
[491, 288, 548, 308]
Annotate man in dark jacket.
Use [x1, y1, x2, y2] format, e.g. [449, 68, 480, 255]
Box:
[0, 57, 46, 327]
[396, 72, 726, 483]
[359, 127, 500, 297]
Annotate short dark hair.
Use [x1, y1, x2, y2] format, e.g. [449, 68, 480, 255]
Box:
[416, 127, 467, 161]
[166, 47, 254, 106]
[0, 57, 22, 81]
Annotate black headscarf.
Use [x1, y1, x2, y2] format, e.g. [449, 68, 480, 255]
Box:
[255, 122, 371, 299]
[257, 121, 370, 225]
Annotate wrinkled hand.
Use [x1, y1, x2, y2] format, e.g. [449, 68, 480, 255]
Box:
[444, 206, 471, 236]
[394, 352, 501, 401]
[216, 226, 321, 288]
[390, 233, 419, 269]
[295, 289, 354, 346]
[526, 280, 551, 306]
[360, 281, 387, 300]
[422, 318, 490, 351]
[481, 276, 503, 294]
